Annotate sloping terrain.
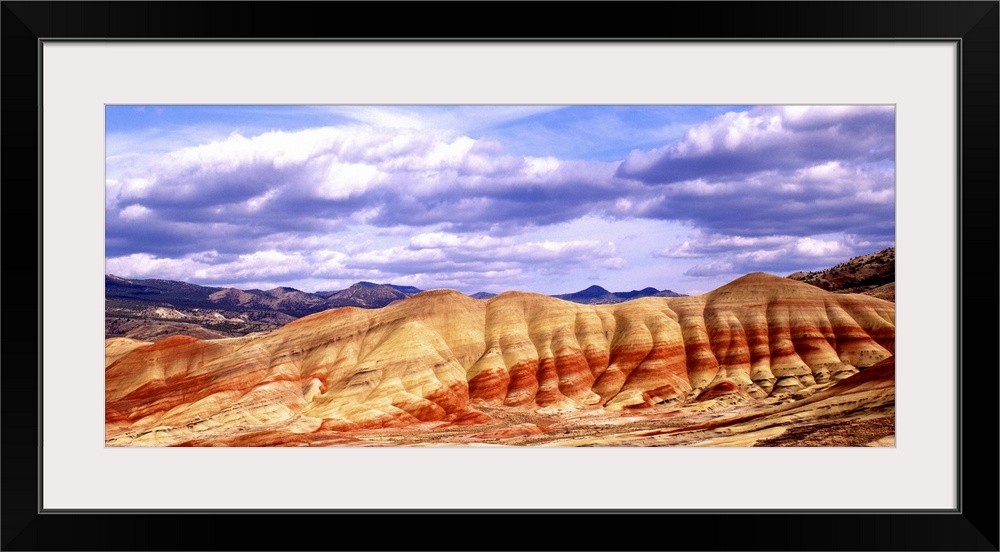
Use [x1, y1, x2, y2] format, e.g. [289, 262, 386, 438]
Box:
[861, 282, 895, 302]
[318, 282, 415, 308]
[106, 273, 894, 447]
[787, 247, 895, 296]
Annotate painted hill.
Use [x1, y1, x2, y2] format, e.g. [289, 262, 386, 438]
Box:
[106, 273, 894, 446]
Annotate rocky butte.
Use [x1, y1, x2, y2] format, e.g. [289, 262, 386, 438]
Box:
[105, 273, 895, 447]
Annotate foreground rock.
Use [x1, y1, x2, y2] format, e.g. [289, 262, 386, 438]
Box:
[106, 273, 894, 446]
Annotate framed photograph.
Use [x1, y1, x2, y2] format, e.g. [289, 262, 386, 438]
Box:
[3, 2, 997, 550]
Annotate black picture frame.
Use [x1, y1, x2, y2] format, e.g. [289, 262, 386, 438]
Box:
[2, 2, 997, 550]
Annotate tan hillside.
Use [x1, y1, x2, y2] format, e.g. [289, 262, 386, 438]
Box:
[862, 282, 895, 302]
[106, 274, 894, 446]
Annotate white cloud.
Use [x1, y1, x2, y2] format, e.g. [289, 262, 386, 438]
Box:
[318, 162, 384, 200]
[523, 156, 560, 176]
[796, 160, 849, 182]
[108, 250, 315, 286]
[410, 232, 506, 250]
[793, 237, 850, 257]
[244, 189, 281, 212]
[654, 233, 794, 258]
[117, 177, 154, 202]
[781, 105, 894, 129]
[661, 230, 882, 279]
[106, 253, 206, 281]
[422, 136, 477, 168]
[105, 106, 894, 295]
[351, 246, 447, 266]
[118, 204, 152, 220]
[685, 260, 735, 277]
[617, 105, 895, 185]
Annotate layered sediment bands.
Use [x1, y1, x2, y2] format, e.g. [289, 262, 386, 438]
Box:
[598, 302, 690, 410]
[601, 355, 896, 447]
[105, 337, 153, 366]
[467, 293, 611, 409]
[106, 273, 894, 445]
[694, 273, 894, 397]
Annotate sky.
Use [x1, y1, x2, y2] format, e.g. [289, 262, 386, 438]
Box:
[105, 105, 895, 296]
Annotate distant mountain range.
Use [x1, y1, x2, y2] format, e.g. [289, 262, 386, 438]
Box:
[107, 275, 687, 313]
[552, 285, 684, 305]
[108, 275, 322, 317]
[105, 275, 688, 340]
[107, 275, 422, 318]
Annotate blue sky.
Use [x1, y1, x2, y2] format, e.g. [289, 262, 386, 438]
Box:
[105, 105, 895, 295]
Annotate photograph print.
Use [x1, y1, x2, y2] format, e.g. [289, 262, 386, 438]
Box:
[105, 105, 896, 447]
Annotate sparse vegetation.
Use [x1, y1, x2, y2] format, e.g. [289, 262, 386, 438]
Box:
[787, 247, 894, 300]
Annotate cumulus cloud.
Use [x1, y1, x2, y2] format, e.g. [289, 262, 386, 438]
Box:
[106, 105, 895, 294]
[611, 106, 894, 245]
[106, 250, 316, 284]
[663, 231, 891, 278]
[105, 231, 628, 293]
[617, 105, 894, 184]
[344, 232, 627, 279]
[655, 233, 795, 258]
[118, 204, 152, 220]
[105, 125, 634, 258]
[616, 106, 895, 239]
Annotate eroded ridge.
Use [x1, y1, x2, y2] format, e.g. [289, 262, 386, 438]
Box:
[106, 274, 894, 446]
